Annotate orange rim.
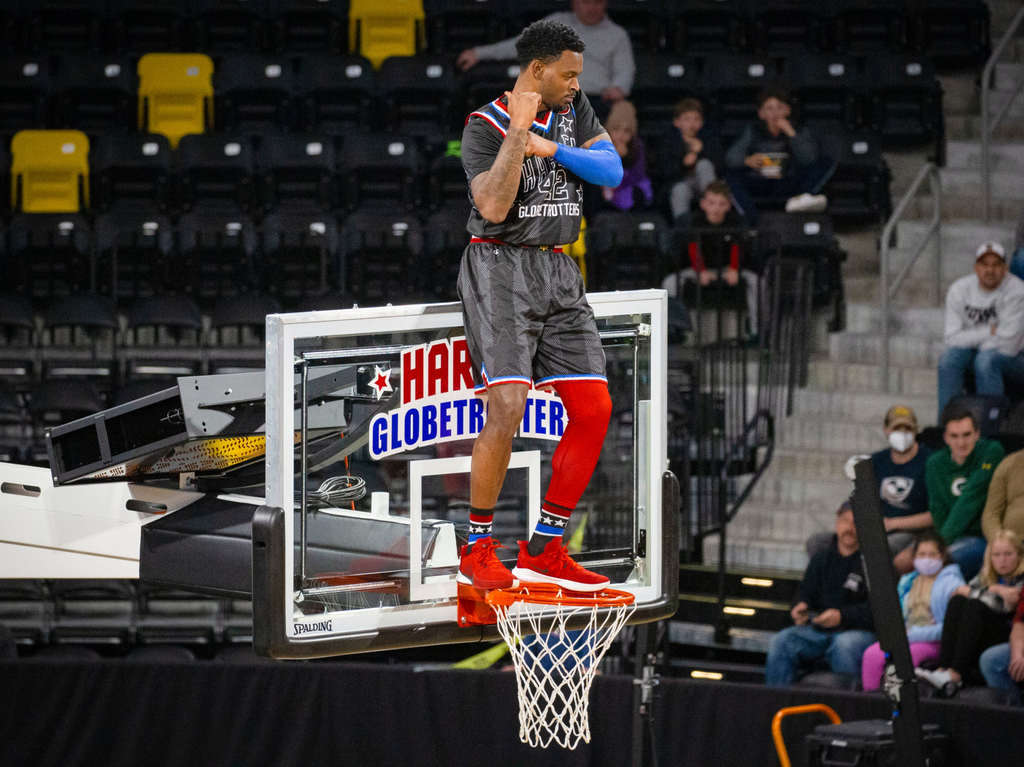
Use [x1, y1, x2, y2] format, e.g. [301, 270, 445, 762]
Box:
[485, 582, 636, 608]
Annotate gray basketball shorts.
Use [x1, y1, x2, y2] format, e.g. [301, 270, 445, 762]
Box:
[457, 242, 607, 391]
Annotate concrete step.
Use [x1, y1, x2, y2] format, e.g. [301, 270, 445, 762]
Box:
[939, 166, 1023, 200]
[775, 415, 896, 452]
[828, 331, 945, 367]
[772, 446, 867, 481]
[985, 88, 1024, 117]
[843, 274, 946, 307]
[944, 139, 1024, 173]
[844, 302, 944, 335]
[749, 475, 859, 508]
[702, 533, 810, 571]
[994, 62, 1024, 91]
[945, 113, 1024, 140]
[806, 357, 938, 396]
[790, 388, 937, 425]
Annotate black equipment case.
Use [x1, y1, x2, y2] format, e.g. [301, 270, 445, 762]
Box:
[805, 720, 951, 766]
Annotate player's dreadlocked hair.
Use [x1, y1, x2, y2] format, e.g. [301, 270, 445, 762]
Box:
[515, 19, 585, 68]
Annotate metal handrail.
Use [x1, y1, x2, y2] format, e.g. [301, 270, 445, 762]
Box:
[982, 5, 1024, 222]
[879, 162, 942, 393]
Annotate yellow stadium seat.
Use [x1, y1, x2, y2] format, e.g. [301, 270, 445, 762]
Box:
[11, 130, 90, 213]
[137, 53, 214, 148]
[563, 215, 588, 286]
[348, 0, 425, 68]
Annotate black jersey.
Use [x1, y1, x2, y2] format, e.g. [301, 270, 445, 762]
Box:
[461, 90, 605, 247]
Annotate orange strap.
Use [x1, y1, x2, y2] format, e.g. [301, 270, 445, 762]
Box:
[771, 704, 841, 767]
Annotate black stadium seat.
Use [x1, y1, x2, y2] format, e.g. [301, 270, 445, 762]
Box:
[340, 206, 426, 304]
[269, 0, 348, 53]
[787, 53, 864, 131]
[296, 54, 376, 133]
[913, 0, 990, 70]
[259, 210, 340, 304]
[120, 293, 204, 381]
[215, 53, 299, 133]
[424, 0, 507, 56]
[630, 54, 703, 128]
[257, 132, 338, 211]
[819, 129, 892, 224]
[207, 292, 282, 373]
[831, 0, 908, 54]
[423, 202, 472, 300]
[176, 134, 256, 211]
[0, 56, 51, 131]
[670, 0, 746, 54]
[586, 209, 671, 292]
[460, 59, 521, 117]
[747, 0, 826, 53]
[6, 213, 92, 304]
[338, 132, 421, 211]
[702, 54, 779, 145]
[176, 206, 258, 304]
[108, 0, 190, 53]
[51, 54, 137, 132]
[192, 0, 268, 52]
[607, 0, 667, 50]
[94, 202, 175, 302]
[378, 54, 459, 135]
[0, 293, 38, 396]
[90, 133, 174, 210]
[18, 0, 105, 52]
[864, 53, 944, 151]
[40, 293, 120, 403]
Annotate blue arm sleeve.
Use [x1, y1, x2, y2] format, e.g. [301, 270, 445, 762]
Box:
[553, 140, 624, 187]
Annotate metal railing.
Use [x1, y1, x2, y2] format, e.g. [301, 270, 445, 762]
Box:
[879, 162, 942, 392]
[981, 5, 1024, 222]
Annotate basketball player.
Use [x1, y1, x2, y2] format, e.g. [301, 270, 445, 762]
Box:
[455, 20, 623, 594]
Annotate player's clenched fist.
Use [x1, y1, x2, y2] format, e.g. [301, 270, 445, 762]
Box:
[505, 90, 542, 130]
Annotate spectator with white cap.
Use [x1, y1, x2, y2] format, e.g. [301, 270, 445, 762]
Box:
[936, 240, 1024, 420]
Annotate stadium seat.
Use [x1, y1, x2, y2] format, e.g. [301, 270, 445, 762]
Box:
[40, 293, 119, 402]
[18, 0, 105, 52]
[831, 0, 908, 53]
[864, 54, 944, 149]
[702, 54, 779, 146]
[48, 579, 135, 650]
[137, 53, 214, 148]
[378, 55, 458, 135]
[94, 202, 175, 302]
[258, 133, 337, 210]
[423, 202, 471, 300]
[787, 53, 864, 131]
[948, 394, 1011, 439]
[259, 210, 340, 305]
[669, 0, 746, 54]
[426, 144, 469, 211]
[338, 133, 421, 211]
[0, 293, 38, 397]
[90, 133, 173, 210]
[112, 378, 177, 406]
[10, 129, 90, 213]
[913, 0, 990, 70]
[206, 292, 282, 373]
[757, 212, 844, 313]
[176, 134, 256, 210]
[340, 205, 425, 304]
[747, 0, 826, 53]
[26, 378, 105, 434]
[0, 56, 51, 132]
[176, 206, 258, 305]
[504, 0, 571, 32]
[6, 213, 92, 302]
[424, 0, 507, 56]
[269, 0, 348, 52]
[607, 0, 667, 50]
[120, 293, 204, 381]
[348, 0, 426, 68]
[51, 54, 137, 132]
[296, 54, 376, 132]
[215, 53, 299, 133]
[818, 129, 892, 224]
[192, 0, 268, 51]
[108, 0, 190, 53]
[460, 59, 521, 117]
[630, 54, 703, 128]
[586, 209, 671, 292]
[0, 580, 49, 648]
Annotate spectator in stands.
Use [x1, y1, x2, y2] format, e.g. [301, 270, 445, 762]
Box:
[456, 0, 635, 112]
[926, 402, 1005, 580]
[764, 500, 875, 687]
[600, 100, 652, 211]
[936, 240, 1024, 418]
[807, 406, 932, 571]
[916, 529, 1024, 694]
[1011, 210, 1024, 282]
[664, 98, 720, 223]
[659, 181, 759, 339]
[982, 448, 1024, 542]
[723, 86, 834, 225]
[978, 591, 1024, 705]
[860, 531, 964, 691]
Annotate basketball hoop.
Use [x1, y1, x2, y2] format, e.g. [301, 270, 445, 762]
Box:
[486, 583, 636, 750]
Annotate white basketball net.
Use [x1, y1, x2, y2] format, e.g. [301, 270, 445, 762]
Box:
[489, 589, 636, 750]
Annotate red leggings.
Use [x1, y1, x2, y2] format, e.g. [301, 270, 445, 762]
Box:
[543, 381, 612, 510]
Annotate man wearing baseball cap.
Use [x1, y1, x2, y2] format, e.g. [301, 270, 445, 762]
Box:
[937, 240, 1024, 419]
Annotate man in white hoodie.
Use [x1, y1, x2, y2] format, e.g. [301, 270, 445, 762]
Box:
[937, 241, 1024, 420]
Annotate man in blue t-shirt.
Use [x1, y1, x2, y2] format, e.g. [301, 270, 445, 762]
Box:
[871, 405, 933, 572]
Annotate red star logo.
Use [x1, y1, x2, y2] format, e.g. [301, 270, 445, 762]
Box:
[370, 365, 393, 400]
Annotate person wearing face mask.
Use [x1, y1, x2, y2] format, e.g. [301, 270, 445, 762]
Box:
[860, 532, 965, 691]
[982, 448, 1024, 543]
[805, 405, 931, 569]
[937, 240, 1024, 419]
[764, 501, 875, 687]
[926, 402, 1005, 580]
[916, 529, 1024, 694]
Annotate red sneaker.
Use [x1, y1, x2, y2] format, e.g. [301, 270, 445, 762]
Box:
[456, 538, 516, 590]
[512, 539, 610, 592]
